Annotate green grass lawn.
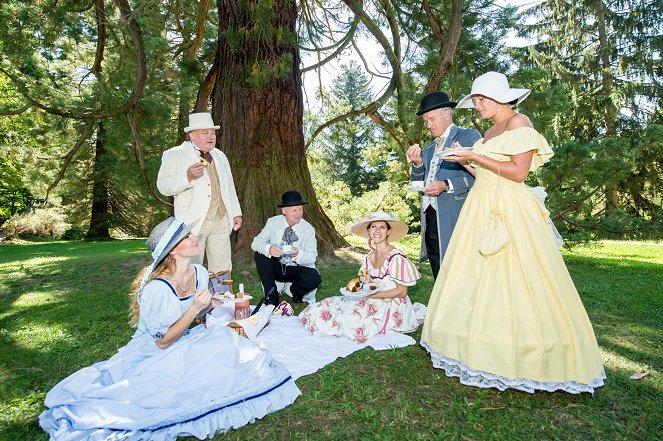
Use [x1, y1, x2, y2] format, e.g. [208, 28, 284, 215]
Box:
[0, 238, 661, 440]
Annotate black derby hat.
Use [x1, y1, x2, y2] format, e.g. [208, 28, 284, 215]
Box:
[277, 190, 309, 208]
[416, 92, 457, 115]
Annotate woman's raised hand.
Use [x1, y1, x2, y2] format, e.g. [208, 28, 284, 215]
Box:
[442, 148, 474, 163]
[193, 288, 212, 312]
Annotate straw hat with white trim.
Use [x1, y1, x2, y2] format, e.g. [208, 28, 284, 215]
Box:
[350, 212, 408, 242]
[456, 72, 530, 109]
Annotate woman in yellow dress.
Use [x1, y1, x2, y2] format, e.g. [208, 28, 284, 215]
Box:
[420, 72, 605, 393]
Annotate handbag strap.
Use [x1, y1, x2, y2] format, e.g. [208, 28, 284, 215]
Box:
[491, 161, 503, 214]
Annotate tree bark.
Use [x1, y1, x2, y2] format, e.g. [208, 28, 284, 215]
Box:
[86, 122, 112, 240]
[213, 0, 347, 262]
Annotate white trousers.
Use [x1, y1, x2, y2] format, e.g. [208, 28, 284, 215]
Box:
[193, 215, 232, 272]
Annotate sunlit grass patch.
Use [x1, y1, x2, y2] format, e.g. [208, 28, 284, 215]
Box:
[0, 239, 661, 440]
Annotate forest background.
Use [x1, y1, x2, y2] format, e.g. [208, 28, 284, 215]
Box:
[0, 0, 661, 254]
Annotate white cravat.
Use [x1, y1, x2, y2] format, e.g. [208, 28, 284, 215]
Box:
[422, 136, 447, 211]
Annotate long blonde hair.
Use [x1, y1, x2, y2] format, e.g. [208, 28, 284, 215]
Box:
[129, 255, 177, 326]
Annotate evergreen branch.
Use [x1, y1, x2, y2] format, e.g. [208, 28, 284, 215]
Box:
[305, 79, 397, 151]
[342, 0, 402, 86]
[342, 0, 408, 141]
[351, 39, 392, 79]
[90, 0, 106, 77]
[559, 213, 662, 235]
[0, 101, 33, 116]
[299, 5, 354, 52]
[380, 0, 409, 134]
[422, 0, 443, 40]
[45, 121, 96, 201]
[367, 110, 407, 148]
[194, 62, 219, 112]
[424, 0, 463, 95]
[126, 111, 173, 207]
[301, 17, 359, 73]
[551, 169, 622, 221]
[189, 0, 212, 60]
[0, 0, 147, 120]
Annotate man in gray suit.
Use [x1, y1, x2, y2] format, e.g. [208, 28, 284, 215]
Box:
[407, 92, 481, 278]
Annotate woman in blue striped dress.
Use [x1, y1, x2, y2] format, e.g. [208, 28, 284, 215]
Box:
[40, 217, 300, 440]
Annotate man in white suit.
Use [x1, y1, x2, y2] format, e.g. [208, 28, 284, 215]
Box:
[157, 112, 242, 272]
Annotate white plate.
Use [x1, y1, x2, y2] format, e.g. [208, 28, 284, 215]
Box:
[339, 284, 381, 299]
[408, 184, 425, 192]
[212, 294, 253, 303]
[435, 147, 473, 158]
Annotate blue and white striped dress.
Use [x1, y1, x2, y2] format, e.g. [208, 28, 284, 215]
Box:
[39, 264, 300, 440]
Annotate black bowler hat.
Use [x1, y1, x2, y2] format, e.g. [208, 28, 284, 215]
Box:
[416, 92, 457, 115]
[277, 190, 309, 208]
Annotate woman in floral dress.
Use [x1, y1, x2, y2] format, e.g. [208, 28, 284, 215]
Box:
[299, 212, 423, 343]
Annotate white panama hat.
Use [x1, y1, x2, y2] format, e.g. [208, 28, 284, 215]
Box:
[456, 72, 531, 108]
[184, 112, 220, 133]
[350, 212, 409, 242]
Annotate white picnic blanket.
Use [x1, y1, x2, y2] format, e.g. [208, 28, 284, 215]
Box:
[256, 316, 417, 380]
[207, 304, 419, 380]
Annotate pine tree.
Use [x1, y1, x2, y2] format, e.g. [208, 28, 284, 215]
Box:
[317, 61, 386, 196]
[515, 0, 662, 238]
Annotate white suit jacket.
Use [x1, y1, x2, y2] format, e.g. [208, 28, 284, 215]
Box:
[251, 215, 317, 269]
[157, 141, 242, 234]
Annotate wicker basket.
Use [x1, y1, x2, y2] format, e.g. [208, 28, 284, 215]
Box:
[227, 322, 246, 337]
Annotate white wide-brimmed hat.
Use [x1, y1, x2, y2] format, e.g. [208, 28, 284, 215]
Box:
[184, 112, 220, 133]
[350, 212, 409, 242]
[456, 72, 531, 108]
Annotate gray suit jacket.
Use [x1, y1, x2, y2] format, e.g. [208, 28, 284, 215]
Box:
[411, 124, 481, 263]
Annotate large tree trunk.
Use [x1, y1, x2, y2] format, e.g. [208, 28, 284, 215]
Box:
[213, 0, 347, 262]
[86, 122, 112, 240]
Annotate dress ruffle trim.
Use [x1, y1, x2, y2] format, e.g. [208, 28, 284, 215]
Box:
[476, 127, 554, 172]
[420, 340, 606, 395]
[39, 372, 300, 441]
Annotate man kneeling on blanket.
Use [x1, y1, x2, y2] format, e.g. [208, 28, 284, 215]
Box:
[299, 212, 425, 343]
[252, 190, 322, 305]
[40, 217, 300, 440]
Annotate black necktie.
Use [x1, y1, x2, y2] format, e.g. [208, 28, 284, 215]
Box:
[200, 150, 213, 163]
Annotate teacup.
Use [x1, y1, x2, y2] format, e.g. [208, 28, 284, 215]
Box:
[281, 244, 293, 256]
[410, 180, 424, 188]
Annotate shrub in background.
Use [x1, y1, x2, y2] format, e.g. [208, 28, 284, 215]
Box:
[3, 207, 70, 240]
[315, 179, 419, 237]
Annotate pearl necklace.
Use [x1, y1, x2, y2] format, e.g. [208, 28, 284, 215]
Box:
[171, 265, 194, 292]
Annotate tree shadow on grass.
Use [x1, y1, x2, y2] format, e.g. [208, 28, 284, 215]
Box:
[1, 242, 661, 439]
[0, 242, 143, 438]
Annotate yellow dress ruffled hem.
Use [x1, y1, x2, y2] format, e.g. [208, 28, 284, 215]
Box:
[422, 127, 604, 394]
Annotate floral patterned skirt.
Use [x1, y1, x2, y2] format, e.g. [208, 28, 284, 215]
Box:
[299, 296, 421, 343]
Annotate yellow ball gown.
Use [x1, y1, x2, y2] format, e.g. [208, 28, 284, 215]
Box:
[421, 127, 605, 393]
